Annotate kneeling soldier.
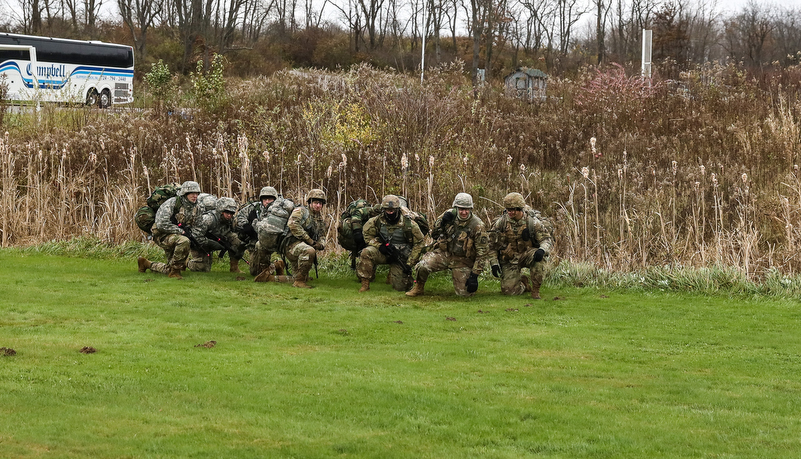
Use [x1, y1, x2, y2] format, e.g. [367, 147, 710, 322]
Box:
[356, 195, 425, 292]
[407, 192, 489, 297]
[487, 192, 553, 299]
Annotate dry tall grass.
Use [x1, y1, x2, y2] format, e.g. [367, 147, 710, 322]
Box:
[3, 61, 801, 279]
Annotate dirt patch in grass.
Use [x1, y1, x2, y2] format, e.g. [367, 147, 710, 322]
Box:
[1, 347, 16, 356]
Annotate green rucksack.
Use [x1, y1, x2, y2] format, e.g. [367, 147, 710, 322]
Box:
[135, 183, 181, 234]
[337, 199, 374, 251]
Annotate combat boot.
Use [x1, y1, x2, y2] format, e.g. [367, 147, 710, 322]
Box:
[405, 280, 425, 297]
[293, 274, 313, 289]
[137, 257, 151, 273]
[359, 278, 371, 293]
[273, 259, 285, 276]
[167, 267, 183, 279]
[253, 267, 274, 283]
[230, 258, 243, 273]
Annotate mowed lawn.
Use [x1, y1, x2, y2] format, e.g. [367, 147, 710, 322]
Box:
[1, 250, 801, 458]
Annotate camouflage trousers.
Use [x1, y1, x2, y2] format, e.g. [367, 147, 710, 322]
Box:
[187, 249, 215, 272]
[416, 250, 476, 297]
[499, 248, 545, 295]
[356, 246, 413, 292]
[150, 233, 191, 273]
[187, 234, 246, 272]
[249, 241, 275, 277]
[282, 240, 317, 281]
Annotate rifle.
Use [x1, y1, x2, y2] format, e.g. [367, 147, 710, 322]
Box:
[377, 231, 412, 275]
[210, 234, 250, 265]
[177, 223, 209, 258]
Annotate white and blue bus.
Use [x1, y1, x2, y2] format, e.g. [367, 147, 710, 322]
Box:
[0, 32, 134, 108]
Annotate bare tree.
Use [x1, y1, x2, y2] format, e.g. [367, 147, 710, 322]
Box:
[329, 0, 364, 52]
[118, 0, 164, 61]
[357, 0, 385, 49]
[555, 0, 587, 55]
[774, 7, 801, 65]
[723, 1, 775, 69]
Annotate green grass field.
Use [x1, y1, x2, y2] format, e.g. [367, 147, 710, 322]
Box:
[2, 250, 801, 458]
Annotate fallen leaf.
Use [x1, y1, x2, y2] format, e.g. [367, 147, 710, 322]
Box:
[80, 346, 96, 354]
[1, 347, 16, 356]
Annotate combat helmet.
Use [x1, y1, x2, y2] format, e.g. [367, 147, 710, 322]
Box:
[503, 192, 526, 209]
[216, 197, 238, 214]
[306, 189, 327, 204]
[179, 181, 201, 196]
[452, 192, 474, 209]
[381, 195, 401, 210]
[259, 186, 278, 200]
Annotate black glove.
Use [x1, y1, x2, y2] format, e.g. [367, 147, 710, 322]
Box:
[465, 273, 479, 293]
[533, 248, 545, 262]
[521, 228, 530, 241]
[441, 211, 455, 224]
[402, 262, 413, 276]
[491, 264, 502, 278]
[205, 240, 224, 252]
[353, 229, 366, 249]
[379, 243, 393, 257]
[242, 222, 256, 237]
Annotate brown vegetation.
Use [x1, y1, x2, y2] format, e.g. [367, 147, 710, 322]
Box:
[3, 61, 801, 279]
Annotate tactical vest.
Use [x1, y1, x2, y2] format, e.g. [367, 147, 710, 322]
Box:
[440, 214, 480, 259]
[170, 197, 198, 226]
[378, 216, 414, 258]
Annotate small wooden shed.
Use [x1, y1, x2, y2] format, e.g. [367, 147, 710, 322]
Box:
[504, 67, 548, 102]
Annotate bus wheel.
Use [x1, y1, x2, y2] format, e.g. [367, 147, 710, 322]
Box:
[99, 89, 112, 109]
[86, 90, 99, 107]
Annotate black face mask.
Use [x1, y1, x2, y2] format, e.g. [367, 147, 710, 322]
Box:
[384, 210, 400, 223]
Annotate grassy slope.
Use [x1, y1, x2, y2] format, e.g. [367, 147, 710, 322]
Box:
[1, 251, 801, 458]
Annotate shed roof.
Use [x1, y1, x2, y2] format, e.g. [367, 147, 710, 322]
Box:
[506, 67, 548, 80]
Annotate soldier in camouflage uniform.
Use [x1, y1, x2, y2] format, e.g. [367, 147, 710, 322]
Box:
[186, 197, 247, 273]
[406, 192, 490, 297]
[356, 195, 425, 293]
[255, 189, 328, 288]
[137, 180, 204, 279]
[235, 186, 280, 276]
[487, 192, 554, 299]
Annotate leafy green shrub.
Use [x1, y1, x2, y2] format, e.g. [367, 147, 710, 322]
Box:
[143, 59, 177, 112]
[190, 54, 226, 112]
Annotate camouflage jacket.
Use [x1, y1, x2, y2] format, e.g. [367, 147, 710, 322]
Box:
[196, 210, 237, 246]
[152, 196, 203, 240]
[488, 210, 554, 265]
[363, 213, 425, 265]
[287, 206, 328, 247]
[234, 200, 259, 232]
[429, 209, 490, 273]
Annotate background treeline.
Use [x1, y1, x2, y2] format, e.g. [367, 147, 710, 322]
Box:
[1, 0, 800, 81]
[3, 59, 801, 281]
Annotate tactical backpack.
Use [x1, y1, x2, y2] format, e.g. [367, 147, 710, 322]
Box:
[494, 207, 554, 248]
[255, 197, 296, 251]
[135, 183, 181, 234]
[526, 208, 555, 246]
[402, 207, 430, 236]
[197, 193, 218, 214]
[337, 199, 373, 252]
